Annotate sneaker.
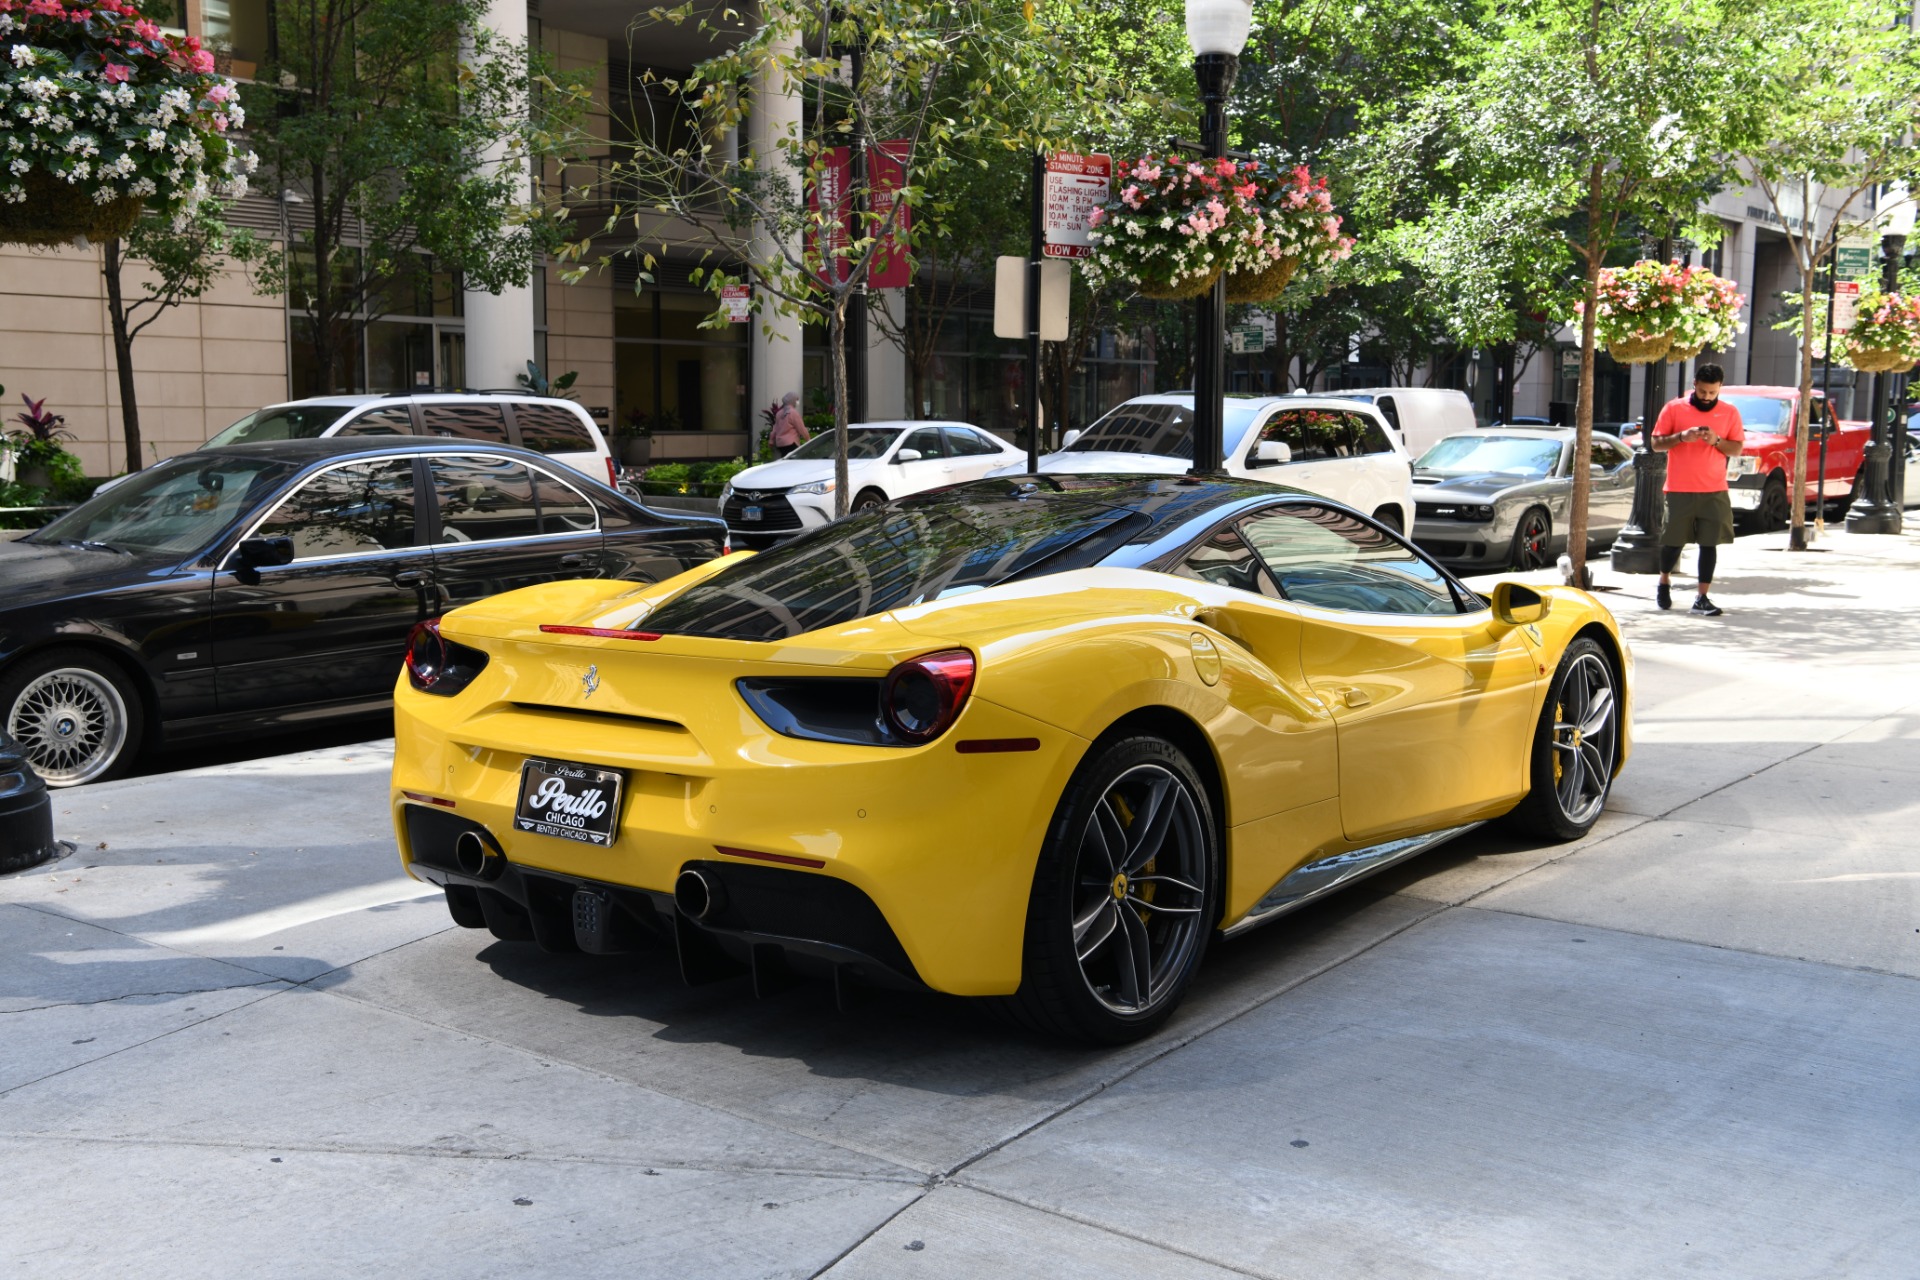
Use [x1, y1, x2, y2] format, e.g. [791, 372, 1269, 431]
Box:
[1690, 594, 1723, 617]
[1656, 582, 1672, 610]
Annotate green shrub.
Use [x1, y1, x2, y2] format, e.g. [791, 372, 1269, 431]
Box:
[642, 462, 694, 486]
[699, 458, 751, 486]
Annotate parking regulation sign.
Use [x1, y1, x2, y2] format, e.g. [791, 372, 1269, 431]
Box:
[1043, 152, 1112, 259]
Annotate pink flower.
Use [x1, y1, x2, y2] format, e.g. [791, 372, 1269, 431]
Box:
[131, 18, 158, 39]
[1188, 162, 1206, 177]
[188, 48, 214, 72]
[1088, 208, 1106, 227]
[1313, 191, 1331, 211]
[1214, 157, 1235, 177]
[27, 0, 63, 15]
[103, 61, 131, 81]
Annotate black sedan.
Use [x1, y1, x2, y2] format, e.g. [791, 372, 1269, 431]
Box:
[0, 438, 726, 785]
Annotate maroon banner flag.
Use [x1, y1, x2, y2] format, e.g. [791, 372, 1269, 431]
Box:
[868, 140, 913, 290]
[809, 146, 853, 286]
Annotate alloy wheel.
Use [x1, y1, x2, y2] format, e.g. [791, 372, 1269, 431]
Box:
[7, 667, 129, 786]
[1550, 652, 1618, 827]
[1760, 479, 1790, 531]
[1514, 510, 1552, 569]
[1069, 763, 1209, 1015]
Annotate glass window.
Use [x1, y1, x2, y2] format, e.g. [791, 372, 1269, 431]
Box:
[531, 468, 598, 535]
[206, 403, 356, 447]
[789, 428, 896, 460]
[1592, 438, 1632, 468]
[366, 320, 435, 392]
[898, 427, 948, 459]
[1171, 526, 1281, 598]
[254, 460, 420, 560]
[1719, 395, 1791, 434]
[32, 455, 293, 557]
[1240, 506, 1459, 616]
[1255, 409, 1392, 465]
[1066, 400, 1263, 462]
[429, 457, 542, 543]
[944, 427, 1000, 457]
[1415, 434, 1565, 478]
[659, 291, 746, 343]
[337, 406, 415, 437]
[420, 402, 510, 443]
[514, 403, 596, 455]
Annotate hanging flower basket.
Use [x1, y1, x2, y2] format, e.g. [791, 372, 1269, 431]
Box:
[1086, 153, 1245, 300]
[0, 0, 254, 249]
[1606, 333, 1674, 365]
[1577, 260, 1744, 366]
[1135, 263, 1225, 301]
[1221, 162, 1351, 303]
[1841, 291, 1920, 375]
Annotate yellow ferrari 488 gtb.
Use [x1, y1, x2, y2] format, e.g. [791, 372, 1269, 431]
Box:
[391, 475, 1630, 1043]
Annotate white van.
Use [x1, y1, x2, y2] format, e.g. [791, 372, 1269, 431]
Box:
[1328, 387, 1477, 457]
[203, 393, 617, 487]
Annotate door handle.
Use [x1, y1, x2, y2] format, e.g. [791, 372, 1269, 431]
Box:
[392, 569, 431, 588]
[558, 553, 590, 570]
[1342, 687, 1372, 708]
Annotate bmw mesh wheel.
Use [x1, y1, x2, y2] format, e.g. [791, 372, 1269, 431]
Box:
[1, 649, 143, 787]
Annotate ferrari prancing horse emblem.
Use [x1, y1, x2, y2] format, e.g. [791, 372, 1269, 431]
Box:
[581, 664, 600, 699]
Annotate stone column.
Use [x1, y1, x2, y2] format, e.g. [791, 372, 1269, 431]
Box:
[461, 0, 536, 390]
[748, 39, 804, 450]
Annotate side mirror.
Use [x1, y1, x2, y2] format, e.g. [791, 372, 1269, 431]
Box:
[235, 536, 295, 569]
[1253, 439, 1292, 465]
[894, 448, 922, 463]
[1492, 581, 1551, 626]
[1061, 428, 1083, 448]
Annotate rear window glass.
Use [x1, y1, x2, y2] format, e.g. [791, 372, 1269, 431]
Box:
[639, 489, 1134, 641]
[514, 403, 596, 454]
[1066, 401, 1262, 461]
[420, 403, 510, 442]
[205, 404, 354, 446]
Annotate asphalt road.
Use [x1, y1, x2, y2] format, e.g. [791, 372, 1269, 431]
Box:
[3, 527, 1918, 1278]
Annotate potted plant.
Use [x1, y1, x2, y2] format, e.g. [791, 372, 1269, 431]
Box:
[1841, 290, 1920, 374]
[1088, 153, 1252, 300]
[0, 0, 255, 247]
[616, 408, 653, 465]
[1666, 265, 1745, 361]
[1579, 259, 1684, 364]
[7, 395, 76, 490]
[1223, 161, 1354, 303]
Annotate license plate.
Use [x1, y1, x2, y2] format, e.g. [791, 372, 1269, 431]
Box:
[741, 505, 762, 521]
[1727, 488, 1761, 510]
[514, 757, 623, 847]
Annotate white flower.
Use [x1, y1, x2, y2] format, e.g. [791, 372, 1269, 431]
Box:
[145, 128, 165, 150]
[10, 43, 34, 67]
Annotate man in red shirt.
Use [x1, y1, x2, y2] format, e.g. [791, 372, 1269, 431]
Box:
[1651, 363, 1745, 616]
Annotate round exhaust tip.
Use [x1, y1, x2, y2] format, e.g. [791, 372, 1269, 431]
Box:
[453, 830, 501, 880]
[675, 868, 722, 920]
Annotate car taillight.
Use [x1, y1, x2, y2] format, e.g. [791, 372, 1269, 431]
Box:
[881, 649, 975, 743]
[405, 619, 490, 696]
[606, 457, 619, 487]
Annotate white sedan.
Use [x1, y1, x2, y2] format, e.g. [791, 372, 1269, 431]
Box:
[719, 420, 1025, 544]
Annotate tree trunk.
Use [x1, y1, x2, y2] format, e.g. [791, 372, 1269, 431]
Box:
[101, 239, 143, 475]
[830, 298, 850, 518]
[1791, 251, 1817, 548]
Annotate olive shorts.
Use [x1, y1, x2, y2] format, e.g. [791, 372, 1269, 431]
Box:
[1662, 489, 1736, 547]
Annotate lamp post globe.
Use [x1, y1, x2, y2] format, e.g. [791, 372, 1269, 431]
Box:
[1185, 0, 1251, 478]
[1847, 181, 1914, 535]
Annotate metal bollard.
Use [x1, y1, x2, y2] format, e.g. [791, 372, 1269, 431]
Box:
[1609, 437, 1668, 574]
[0, 731, 62, 874]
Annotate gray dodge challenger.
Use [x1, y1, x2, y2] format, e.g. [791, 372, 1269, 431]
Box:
[1409, 428, 1636, 570]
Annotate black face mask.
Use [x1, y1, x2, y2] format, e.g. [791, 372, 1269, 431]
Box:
[1690, 390, 1719, 411]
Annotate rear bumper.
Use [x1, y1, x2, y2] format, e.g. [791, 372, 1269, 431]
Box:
[390, 684, 1087, 996]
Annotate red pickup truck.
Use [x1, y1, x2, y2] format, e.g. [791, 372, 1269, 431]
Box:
[1627, 385, 1870, 530]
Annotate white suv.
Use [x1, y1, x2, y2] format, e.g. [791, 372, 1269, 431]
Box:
[999, 394, 1414, 531]
[204, 394, 617, 487]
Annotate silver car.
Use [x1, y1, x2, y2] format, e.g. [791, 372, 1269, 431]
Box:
[1410, 428, 1637, 570]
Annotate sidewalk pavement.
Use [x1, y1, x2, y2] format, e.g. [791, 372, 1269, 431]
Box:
[2, 527, 1917, 1279]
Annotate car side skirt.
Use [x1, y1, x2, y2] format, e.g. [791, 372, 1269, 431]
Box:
[1221, 821, 1483, 938]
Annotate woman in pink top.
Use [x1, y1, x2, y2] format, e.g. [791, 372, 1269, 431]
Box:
[769, 392, 810, 457]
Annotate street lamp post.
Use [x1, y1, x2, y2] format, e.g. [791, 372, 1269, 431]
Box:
[1846, 184, 1914, 535]
[1185, 0, 1250, 478]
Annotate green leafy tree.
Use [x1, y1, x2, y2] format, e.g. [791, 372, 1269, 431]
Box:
[578, 0, 1097, 515]
[101, 208, 260, 475]
[243, 0, 588, 392]
[1726, 0, 1920, 544]
[1372, 0, 1744, 583]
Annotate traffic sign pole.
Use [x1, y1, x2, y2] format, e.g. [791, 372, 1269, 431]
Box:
[1027, 150, 1044, 472]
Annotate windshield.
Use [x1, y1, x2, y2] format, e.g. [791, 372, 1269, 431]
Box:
[30, 455, 295, 556]
[639, 485, 1134, 641]
[1416, 435, 1563, 478]
[787, 428, 898, 461]
[206, 403, 357, 447]
[1065, 401, 1263, 461]
[1719, 395, 1792, 434]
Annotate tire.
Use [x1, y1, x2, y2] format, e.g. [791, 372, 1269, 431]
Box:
[1371, 505, 1404, 534]
[1503, 637, 1621, 842]
[1507, 507, 1552, 570]
[0, 647, 144, 787]
[1757, 473, 1790, 532]
[852, 488, 888, 511]
[995, 734, 1220, 1045]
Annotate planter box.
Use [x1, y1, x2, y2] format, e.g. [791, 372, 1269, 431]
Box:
[617, 437, 652, 466]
